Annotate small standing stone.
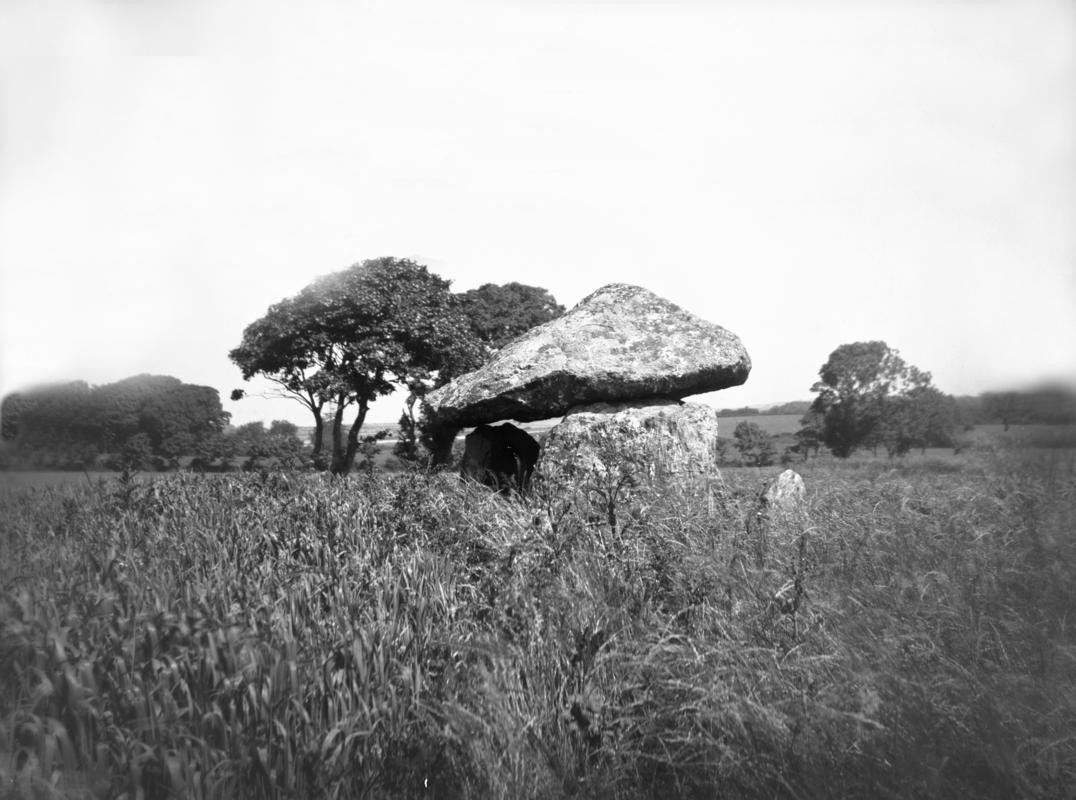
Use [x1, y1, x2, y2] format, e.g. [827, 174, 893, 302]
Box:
[761, 469, 806, 512]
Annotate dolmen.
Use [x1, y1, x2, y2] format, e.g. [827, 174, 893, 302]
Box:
[425, 283, 751, 489]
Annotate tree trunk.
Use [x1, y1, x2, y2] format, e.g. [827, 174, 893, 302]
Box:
[311, 413, 327, 470]
[339, 401, 370, 475]
[330, 401, 348, 475]
[427, 423, 461, 466]
[397, 393, 418, 461]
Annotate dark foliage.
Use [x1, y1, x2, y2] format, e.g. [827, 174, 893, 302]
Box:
[230, 257, 483, 474]
[716, 406, 760, 417]
[732, 420, 777, 466]
[456, 282, 565, 354]
[0, 375, 229, 470]
[981, 386, 1076, 429]
[808, 341, 956, 458]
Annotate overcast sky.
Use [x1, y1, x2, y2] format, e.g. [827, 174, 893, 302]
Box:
[2, 0, 1074, 426]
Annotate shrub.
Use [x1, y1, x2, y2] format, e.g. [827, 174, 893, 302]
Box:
[733, 420, 777, 466]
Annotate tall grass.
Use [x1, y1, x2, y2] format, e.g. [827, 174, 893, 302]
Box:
[1, 452, 1074, 798]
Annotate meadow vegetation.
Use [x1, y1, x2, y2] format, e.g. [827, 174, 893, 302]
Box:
[1, 444, 1074, 798]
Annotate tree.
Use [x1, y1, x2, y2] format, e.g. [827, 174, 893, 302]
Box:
[713, 436, 729, 464]
[2, 376, 227, 469]
[716, 406, 760, 417]
[877, 385, 958, 457]
[1021, 385, 1076, 424]
[979, 387, 1076, 428]
[768, 400, 812, 416]
[456, 282, 565, 354]
[394, 282, 565, 464]
[266, 420, 305, 467]
[394, 395, 422, 463]
[268, 419, 299, 440]
[115, 432, 153, 472]
[953, 395, 987, 428]
[733, 421, 777, 466]
[917, 387, 959, 452]
[8, 381, 100, 458]
[810, 341, 948, 458]
[393, 282, 565, 464]
[139, 383, 230, 456]
[228, 291, 334, 468]
[811, 342, 909, 458]
[981, 391, 1022, 431]
[95, 375, 183, 449]
[794, 409, 825, 460]
[231, 421, 268, 454]
[1, 392, 28, 441]
[230, 257, 483, 475]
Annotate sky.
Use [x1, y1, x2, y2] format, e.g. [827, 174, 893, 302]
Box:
[1, 0, 1074, 427]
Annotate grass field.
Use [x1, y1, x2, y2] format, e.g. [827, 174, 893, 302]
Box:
[0, 471, 158, 493]
[1, 430, 1075, 798]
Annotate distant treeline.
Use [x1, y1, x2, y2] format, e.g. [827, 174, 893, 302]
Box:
[4, 376, 1074, 472]
[0, 376, 317, 471]
[715, 401, 812, 417]
[952, 387, 1076, 428]
[718, 389, 1076, 428]
[1, 375, 230, 470]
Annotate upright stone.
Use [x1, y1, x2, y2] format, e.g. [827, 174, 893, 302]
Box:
[749, 469, 808, 561]
[761, 469, 806, 512]
[538, 400, 723, 484]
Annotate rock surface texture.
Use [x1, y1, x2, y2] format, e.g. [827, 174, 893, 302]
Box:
[425, 283, 750, 428]
[749, 469, 808, 558]
[539, 400, 723, 483]
[761, 469, 806, 512]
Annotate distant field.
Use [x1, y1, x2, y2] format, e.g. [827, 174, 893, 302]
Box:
[964, 423, 1076, 449]
[7, 421, 1075, 490]
[714, 414, 801, 436]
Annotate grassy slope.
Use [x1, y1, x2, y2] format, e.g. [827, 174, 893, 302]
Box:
[1, 449, 1075, 799]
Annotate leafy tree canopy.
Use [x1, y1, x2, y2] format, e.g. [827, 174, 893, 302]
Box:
[401, 282, 565, 465]
[794, 409, 825, 460]
[230, 257, 482, 474]
[876, 384, 958, 457]
[767, 400, 812, 416]
[809, 341, 953, 458]
[981, 386, 1076, 430]
[456, 282, 565, 354]
[716, 406, 760, 417]
[732, 420, 777, 467]
[0, 375, 229, 469]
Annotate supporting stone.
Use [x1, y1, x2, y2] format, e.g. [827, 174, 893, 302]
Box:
[538, 399, 722, 485]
